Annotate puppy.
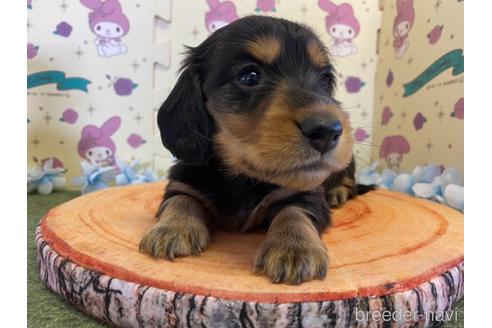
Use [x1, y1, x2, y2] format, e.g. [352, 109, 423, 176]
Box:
[140, 16, 364, 285]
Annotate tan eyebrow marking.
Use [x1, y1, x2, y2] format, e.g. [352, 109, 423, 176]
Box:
[307, 40, 330, 67]
[246, 36, 281, 64]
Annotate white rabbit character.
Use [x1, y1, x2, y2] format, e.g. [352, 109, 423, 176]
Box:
[393, 0, 415, 59]
[318, 0, 360, 57]
[77, 116, 121, 167]
[80, 0, 130, 57]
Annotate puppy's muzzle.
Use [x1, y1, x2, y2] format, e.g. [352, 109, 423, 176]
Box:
[298, 117, 343, 154]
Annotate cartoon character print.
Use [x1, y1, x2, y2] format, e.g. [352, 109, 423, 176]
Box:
[379, 135, 410, 170]
[393, 0, 415, 59]
[77, 116, 121, 167]
[80, 0, 130, 57]
[318, 0, 360, 57]
[205, 0, 239, 33]
[255, 0, 276, 13]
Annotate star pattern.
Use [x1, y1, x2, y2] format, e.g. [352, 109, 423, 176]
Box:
[300, 4, 308, 15]
[434, 0, 442, 12]
[59, 0, 68, 13]
[74, 47, 85, 60]
[31, 136, 41, 149]
[131, 60, 140, 72]
[437, 110, 445, 121]
[134, 112, 143, 124]
[191, 27, 199, 39]
[426, 140, 433, 152]
[87, 103, 96, 114]
[43, 112, 52, 125]
[361, 108, 368, 120]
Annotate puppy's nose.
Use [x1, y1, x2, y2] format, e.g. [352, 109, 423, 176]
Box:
[299, 118, 343, 154]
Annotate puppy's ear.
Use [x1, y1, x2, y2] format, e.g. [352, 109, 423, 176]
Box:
[157, 68, 212, 164]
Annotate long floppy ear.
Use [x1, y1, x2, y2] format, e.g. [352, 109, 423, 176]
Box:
[157, 68, 212, 164]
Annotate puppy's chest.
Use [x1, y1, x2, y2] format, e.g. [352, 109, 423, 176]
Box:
[168, 162, 296, 231]
[212, 181, 282, 231]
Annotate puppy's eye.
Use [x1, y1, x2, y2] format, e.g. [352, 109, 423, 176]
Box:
[238, 68, 261, 87]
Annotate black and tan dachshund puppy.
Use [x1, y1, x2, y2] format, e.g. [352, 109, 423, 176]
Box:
[139, 16, 367, 285]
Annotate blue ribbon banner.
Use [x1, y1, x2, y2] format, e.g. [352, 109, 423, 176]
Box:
[402, 49, 464, 97]
[27, 70, 91, 92]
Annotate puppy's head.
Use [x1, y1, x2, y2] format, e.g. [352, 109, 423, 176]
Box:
[158, 16, 353, 190]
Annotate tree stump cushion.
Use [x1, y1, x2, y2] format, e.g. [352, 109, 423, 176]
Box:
[36, 182, 464, 327]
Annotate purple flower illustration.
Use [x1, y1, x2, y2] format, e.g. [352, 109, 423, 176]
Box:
[427, 25, 443, 45]
[255, 0, 276, 12]
[127, 134, 146, 148]
[54, 21, 73, 37]
[27, 43, 39, 59]
[354, 128, 369, 142]
[413, 112, 427, 130]
[381, 106, 393, 126]
[451, 98, 464, 120]
[114, 78, 138, 96]
[386, 69, 394, 87]
[60, 108, 79, 124]
[345, 76, 365, 93]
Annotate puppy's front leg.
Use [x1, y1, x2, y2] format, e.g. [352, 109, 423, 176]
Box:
[254, 207, 328, 285]
[139, 195, 211, 260]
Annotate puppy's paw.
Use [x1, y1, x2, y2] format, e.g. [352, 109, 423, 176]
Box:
[139, 215, 210, 260]
[254, 238, 328, 285]
[327, 185, 351, 208]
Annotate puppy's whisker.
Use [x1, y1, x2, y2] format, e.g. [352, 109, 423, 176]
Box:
[189, 127, 214, 142]
[354, 143, 380, 149]
[353, 146, 373, 161]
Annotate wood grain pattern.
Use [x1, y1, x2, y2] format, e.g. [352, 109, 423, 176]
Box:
[36, 182, 464, 327]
